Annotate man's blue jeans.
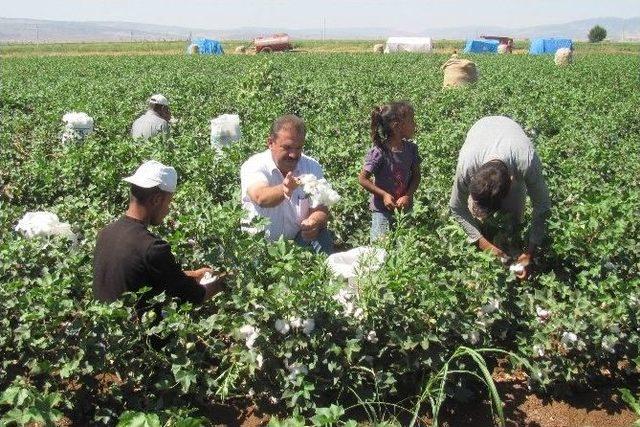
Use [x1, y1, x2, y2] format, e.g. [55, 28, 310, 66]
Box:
[294, 228, 334, 255]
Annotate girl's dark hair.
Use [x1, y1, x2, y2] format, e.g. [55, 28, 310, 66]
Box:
[469, 160, 511, 214]
[370, 101, 414, 151]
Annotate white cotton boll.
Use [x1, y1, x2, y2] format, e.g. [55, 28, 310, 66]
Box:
[601, 336, 617, 354]
[535, 306, 551, 322]
[269, 396, 279, 405]
[480, 299, 500, 315]
[561, 331, 578, 348]
[199, 271, 219, 285]
[467, 330, 480, 345]
[256, 353, 264, 369]
[239, 325, 259, 349]
[275, 319, 290, 335]
[287, 363, 308, 378]
[289, 317, 303, 329]
[533, 344, 545, 357]
[302, 318, 315, 336]
[15, 211, 76, 241]
[510, 263, 526, 274]
[366, 330, 379, 344]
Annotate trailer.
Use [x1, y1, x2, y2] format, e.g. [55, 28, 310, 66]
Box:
[253, 33, 293, 53]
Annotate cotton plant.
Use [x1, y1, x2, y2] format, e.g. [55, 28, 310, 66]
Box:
[295, 174, 341, 208]
[15, 211, 76, 241]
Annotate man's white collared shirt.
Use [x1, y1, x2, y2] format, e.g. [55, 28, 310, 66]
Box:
[240, 149, 324, 241]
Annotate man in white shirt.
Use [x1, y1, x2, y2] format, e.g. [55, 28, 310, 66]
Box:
[131, 94, 171, 140]
[240, 115, 333, 254]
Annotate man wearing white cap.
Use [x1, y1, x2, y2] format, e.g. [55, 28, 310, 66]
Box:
[93, 160, 224, 308]
[131, 94, 171, 140]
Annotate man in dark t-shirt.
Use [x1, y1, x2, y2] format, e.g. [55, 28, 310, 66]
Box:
[93, 160, 223, 307]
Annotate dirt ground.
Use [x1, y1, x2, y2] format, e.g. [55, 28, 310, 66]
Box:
[194, 377, 637, 427]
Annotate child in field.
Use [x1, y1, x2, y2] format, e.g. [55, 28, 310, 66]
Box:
[358, 101, 422, 242]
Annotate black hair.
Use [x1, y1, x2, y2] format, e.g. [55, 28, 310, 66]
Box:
[270, 114, 306, 139]
[130, 184, 165, 205]
[370, 101, 414, 151]
[468, 160, 511, 214]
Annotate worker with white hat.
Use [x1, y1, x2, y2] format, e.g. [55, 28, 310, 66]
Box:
[93, 160, 225, 309]
[131, 94, 172, 140]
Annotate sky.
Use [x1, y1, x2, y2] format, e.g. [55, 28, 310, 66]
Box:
[0, 0, 638, 31]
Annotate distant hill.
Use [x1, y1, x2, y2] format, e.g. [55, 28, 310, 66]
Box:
[1, 16, 638, 43]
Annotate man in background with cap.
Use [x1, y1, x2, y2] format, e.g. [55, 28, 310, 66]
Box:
[131, 94, 171, 140]
[93, 160, 224, 310]
[449, 116, 551, 280]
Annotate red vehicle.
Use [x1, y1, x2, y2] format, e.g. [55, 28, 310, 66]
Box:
[480, 35, 514, 53]
[253, 33, 293, 53]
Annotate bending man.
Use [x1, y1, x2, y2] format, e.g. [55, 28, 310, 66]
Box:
[449, 116, 551, 279]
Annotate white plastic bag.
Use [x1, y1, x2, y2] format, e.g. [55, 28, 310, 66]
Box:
[326, 246, 387, 280]
[62, 112, 94, 142]
[15, 211, 76, 241]
[210, 114, 241, 150]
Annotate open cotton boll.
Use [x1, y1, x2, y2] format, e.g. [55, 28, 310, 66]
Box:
[296, 174, 341, 208]
[199, 271, 219, 285]
[15, 211, 76, 241]
[509, 263, 526, 274]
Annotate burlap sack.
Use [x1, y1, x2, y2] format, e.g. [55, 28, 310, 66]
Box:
[442, 56, 479, 88]
[554, 48, 573, 66]
[373, 44, 384, 53]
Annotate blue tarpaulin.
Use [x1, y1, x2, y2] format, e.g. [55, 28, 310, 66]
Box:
[529, 38, 572, 55]
[463, 39, 499, 54]
[189, 38, 224, 55]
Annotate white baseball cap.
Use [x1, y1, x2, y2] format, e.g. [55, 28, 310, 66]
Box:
[123, 160, 177, 193]
[149, 94, 169, 106]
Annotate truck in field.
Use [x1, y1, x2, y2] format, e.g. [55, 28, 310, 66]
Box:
[253, 33, 293, 53]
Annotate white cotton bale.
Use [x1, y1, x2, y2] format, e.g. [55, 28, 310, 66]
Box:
[442, 56, 479, 88]
[373, 44, 384, 53]
[235, 45, 246, 54]
[554, 47, 573, 66]
[497, 44, 509, 54]
[188, 44, 200, 55]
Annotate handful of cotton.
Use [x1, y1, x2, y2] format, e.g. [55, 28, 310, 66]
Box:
[295, 174, 341, 208]
[509, 263, 526, 275]
[15, 211, 76, 241]
[200, 271, 219, 285]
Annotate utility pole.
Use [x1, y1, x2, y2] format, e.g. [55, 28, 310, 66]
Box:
[322, 17, 326, 41]
[130, 30, 133, 42]
[35, 25, 39, 43]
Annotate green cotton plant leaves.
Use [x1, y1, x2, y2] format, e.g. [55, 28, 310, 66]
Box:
[116, 411, 162, 427]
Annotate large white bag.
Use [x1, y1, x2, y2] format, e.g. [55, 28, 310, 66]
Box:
[62, 112, 94, 142]
[326, 246, 387, 279]
[210, 114, 241, 150]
